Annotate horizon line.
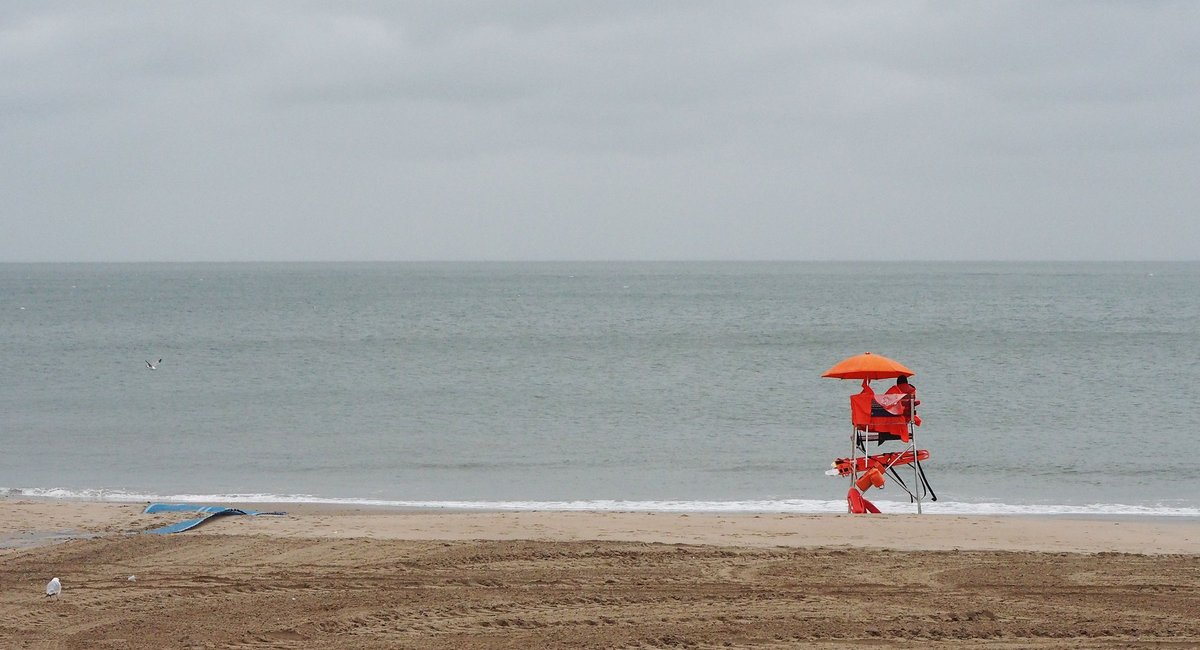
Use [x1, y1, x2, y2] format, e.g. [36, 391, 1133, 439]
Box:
[1, 258, 1198, 265]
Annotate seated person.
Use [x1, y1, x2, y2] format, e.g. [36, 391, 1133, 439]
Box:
[885, 376, 921, 425]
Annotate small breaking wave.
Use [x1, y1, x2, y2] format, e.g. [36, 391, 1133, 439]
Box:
[4, 487, 1199, 517]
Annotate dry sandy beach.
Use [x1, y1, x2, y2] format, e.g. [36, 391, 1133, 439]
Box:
[1, 500, 1197, 648]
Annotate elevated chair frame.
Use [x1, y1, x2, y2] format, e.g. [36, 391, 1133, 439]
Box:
[848, 387, 929, 513]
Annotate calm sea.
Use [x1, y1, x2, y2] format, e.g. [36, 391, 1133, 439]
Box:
[2, 262, 1197, 516]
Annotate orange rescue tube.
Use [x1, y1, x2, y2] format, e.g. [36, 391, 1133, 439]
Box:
[832, 449, 929, 477]
[854, 466, 885, 492]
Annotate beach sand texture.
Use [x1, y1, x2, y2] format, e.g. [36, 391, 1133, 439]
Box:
[1, 501, 1198, 648]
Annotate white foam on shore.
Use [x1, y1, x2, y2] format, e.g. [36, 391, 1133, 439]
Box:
[4, 487, 1200, 517]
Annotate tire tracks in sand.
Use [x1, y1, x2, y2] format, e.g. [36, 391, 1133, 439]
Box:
[1, 535, 1197, 648]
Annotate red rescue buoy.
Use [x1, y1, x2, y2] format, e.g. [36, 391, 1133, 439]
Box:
[847, 488, 880, 514]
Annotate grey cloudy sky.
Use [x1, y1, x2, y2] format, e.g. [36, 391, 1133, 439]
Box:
[2, 1, 1197, 262]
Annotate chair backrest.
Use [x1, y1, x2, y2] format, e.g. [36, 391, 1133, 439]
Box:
[850, 392, 912, 441]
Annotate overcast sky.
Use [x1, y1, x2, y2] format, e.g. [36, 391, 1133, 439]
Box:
[2, 2, 1197, 262]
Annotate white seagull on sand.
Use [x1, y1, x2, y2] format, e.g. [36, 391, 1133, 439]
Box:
[45, 577, 61, 598]
[146, 359, 161, 370]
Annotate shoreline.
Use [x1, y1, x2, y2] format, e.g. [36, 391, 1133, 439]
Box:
[6, 489, 1200, 517]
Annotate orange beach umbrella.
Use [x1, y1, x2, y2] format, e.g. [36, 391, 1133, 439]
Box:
[821, 352, 914, 380]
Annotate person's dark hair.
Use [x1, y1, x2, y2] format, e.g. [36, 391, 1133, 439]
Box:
[896, 376, 909, 385]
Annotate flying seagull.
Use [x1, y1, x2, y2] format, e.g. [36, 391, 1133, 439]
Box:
[146, 359, 161, 370]
[45, 577, 61, 598]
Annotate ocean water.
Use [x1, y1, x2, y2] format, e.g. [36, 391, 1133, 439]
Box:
[2, 261, 1198, 516]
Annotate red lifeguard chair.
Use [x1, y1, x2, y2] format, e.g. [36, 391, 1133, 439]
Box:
[823, 352, 934, 514]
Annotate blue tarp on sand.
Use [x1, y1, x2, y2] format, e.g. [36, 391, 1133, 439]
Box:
[143, 503, 286, 534]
